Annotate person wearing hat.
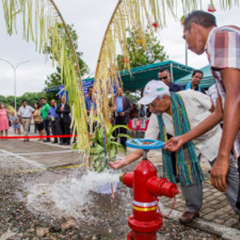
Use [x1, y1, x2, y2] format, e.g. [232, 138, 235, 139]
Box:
[109, 80, 240, 224]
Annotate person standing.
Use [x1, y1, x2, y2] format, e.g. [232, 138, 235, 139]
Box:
[112, 87, 131, 150]
[18, 100, 35, 142]
[0, 103, 10, 139]
[185, 70, 206, 93]
[56, 95, 71, 145]
[166, 10, 240, 217]
[40, 97, 51, 143]
[11, 112, 21, 135]
[158, 68, 184, 92]
[33, 102, 44, 141]
[85, 86, 96, 115]
[48, 99, 59, 144]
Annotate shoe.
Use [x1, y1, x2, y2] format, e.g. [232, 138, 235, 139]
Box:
[52, 141, 58, 144]
[23, 139, 27, 142]
[63, 142, 69, 145]
[179, 211, 199, 224]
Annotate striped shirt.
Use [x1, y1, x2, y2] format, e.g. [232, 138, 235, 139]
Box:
[205, 26, 240, 158]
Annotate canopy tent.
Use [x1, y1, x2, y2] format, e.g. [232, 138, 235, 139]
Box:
[44, 60, 194, 94]
[176, 65, 215, 89]
[120, 60, 194, 90]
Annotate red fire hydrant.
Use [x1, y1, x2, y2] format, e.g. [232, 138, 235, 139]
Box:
[120, 140, 179, 240]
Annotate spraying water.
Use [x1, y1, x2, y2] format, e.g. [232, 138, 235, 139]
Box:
[27, 170, 120, 218]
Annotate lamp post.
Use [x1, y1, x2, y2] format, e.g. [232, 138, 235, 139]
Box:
[0, 58, 29, 112]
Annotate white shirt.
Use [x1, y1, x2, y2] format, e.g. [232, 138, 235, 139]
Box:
[18, 105, 35, 118]
[145, 90, 222, 162]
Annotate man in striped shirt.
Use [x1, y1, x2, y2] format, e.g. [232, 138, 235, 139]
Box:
[165, 10, 240, 216]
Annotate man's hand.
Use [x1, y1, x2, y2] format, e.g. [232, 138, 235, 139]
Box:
[60, 107, 64, 112]
[211, 156, 229, 192]
[119, 112, 125, 117]
[164, 135, 186, 152]
[109, 160, 126, 169]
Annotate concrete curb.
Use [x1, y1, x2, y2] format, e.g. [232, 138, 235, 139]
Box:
[162, 208, 240, 240]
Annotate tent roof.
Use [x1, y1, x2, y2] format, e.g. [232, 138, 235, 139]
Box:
[120, 60, 194, 90]
[44, 60, 194, 93]
[176, 65, 215, 88]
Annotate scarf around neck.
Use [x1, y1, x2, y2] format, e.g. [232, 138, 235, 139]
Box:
[157, 93, 204, 187]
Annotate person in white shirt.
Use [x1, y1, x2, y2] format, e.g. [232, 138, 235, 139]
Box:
[17, 100, 35, 141]
[109, 80, 240, 225]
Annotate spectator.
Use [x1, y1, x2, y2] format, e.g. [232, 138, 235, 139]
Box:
[11, 112, 21, 135]
[0, 103, 10, 139]
[33, 102, 44, 141]
[18, 100, 35, 142]
[110, 80, 240, 224]
[158, 68, 184, 92]
[40, 97, 51, 143]
[170, 10, 240, 202]
[185, 70, 206, 93]
[129, 104, 139, 119]
[48, 99, 59, 144]
[85, 86, 96, 115]
[56, 95, 71, 145]
[112, 87, 131, 150]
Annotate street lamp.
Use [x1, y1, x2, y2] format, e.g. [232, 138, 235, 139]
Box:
[0, 58, 29, 112]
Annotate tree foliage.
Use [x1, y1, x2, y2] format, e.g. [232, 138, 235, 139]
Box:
[117, 28, 168, 70]
[0, 92, 44, 110]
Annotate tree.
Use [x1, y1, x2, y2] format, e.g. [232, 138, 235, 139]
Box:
[117, 28, 168, 101]
[44, 24, 89, 101]
[117, 28, 168, 70]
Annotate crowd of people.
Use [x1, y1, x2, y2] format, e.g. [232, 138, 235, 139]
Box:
[0, 95, 73, 145]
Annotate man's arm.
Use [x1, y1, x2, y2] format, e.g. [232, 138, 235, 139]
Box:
[217, 68, 240, 160]
[109, 149, 144, 169]
[210, 68, 240, 192]
[165, 99, 223, 151]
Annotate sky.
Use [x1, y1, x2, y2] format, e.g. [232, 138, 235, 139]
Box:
[0, 0, 239, 97]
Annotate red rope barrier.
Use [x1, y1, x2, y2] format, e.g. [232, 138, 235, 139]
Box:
[0, 134, 78, 139]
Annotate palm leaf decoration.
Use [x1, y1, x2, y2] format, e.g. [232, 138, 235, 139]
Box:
[1, 0, 90, 154]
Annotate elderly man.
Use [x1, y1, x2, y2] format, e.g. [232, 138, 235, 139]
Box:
[185, 70, 205, 93]
[167, 10, 240, 210]
[110, 80, 240, 224]
[18, 100, 35, 141]
[158, 68, 183, 93]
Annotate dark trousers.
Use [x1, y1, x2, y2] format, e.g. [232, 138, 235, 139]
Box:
[43, 119, 50, 142]
[51, 120, 58, 142]
[113, 116, 127, 148]
[58, 118, 70, 144]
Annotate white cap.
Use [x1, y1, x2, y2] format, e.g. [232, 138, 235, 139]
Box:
[138, 80, 170, 105]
